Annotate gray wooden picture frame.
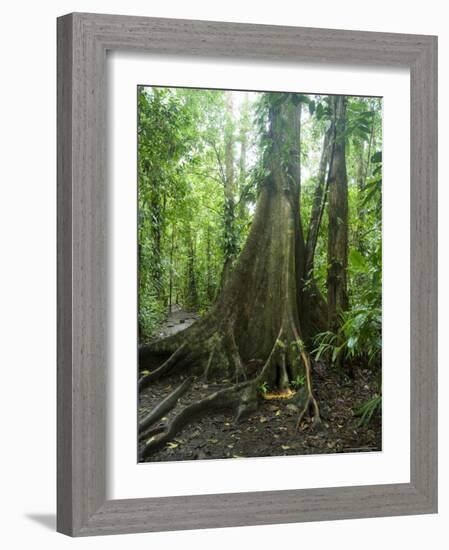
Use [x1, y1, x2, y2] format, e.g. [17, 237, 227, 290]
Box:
[57, 12, 438, 537]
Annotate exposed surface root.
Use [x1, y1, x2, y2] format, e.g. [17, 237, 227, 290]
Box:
[295, 393, 321, 430]
[139, 324, 322, 459]
[139, 343, 187, 390]
[139, 424, 167, 443]
[139, 376, 192, 432]
[295, 347, 321, 430]
[203, 349, 215, 381]
[139, 363, 381, 462]
[139, 381, 253, 460]
[226, 328, 247, 383]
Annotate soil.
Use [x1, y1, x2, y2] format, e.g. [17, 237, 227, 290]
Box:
[138, 309, 381, 463]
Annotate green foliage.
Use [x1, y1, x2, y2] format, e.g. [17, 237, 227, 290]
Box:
[290, 338, 305, 353]
[317, 100, 383, 369]
[345, 101, 375, 141]
[313, 304, 381, 367]
[314, 232, 382, 368]
[312, 330, 342, 363]
[348, 248, 367, 271]
[354, 394, 382, 427]
[138, 294, 166, 340]
[291, 374, 306, 389]
[138, 86, 258, 341]
[362, 150, 382, 210]
[344, 305, 381, 364]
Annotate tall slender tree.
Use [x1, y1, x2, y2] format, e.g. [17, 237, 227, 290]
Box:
[220, 92, 238, 286]
[327, 96, 349, 329]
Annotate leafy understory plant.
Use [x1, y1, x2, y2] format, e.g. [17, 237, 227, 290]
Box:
[312, 330, 344, 364]
[291, 373, 306, 389]
[312, 304, 381, 367]
[354, 394, 381, 427]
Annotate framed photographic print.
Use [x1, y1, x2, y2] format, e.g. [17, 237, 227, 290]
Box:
[57, 12, 437, 536]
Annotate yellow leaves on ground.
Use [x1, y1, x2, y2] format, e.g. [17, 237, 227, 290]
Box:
[262, 389, 295, 400]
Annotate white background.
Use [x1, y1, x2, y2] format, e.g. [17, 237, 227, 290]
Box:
[109, 54, 410, 499]
[0, 1, 445, 549]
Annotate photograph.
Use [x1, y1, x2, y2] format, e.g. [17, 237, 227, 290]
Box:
[137, 86, 382, 462]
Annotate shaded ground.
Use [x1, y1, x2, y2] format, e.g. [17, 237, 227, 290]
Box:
[138, 309, 381, 462]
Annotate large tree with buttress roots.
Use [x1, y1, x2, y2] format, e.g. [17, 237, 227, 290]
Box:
[138, 93, 332, 460]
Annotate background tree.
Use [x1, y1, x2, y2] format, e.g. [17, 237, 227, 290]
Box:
[220, 92, 238, 285]
[327, 95, 349, 329]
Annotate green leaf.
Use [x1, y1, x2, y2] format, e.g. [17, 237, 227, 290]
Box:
[371, 150, 382, 164]
[349, 249, 368, 272]
[347, 335, 357, 351]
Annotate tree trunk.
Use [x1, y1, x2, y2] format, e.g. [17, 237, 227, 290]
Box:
[327, 96, 349, 330]
[168, 227, 175, 312]
[221, 92, 238, 287]
[237, 93, 250, 221]
[139, 94, 321, 457]
[305, 123, 333, 275]
[205, 224, 214, 302]
[142, 95, 316, 388]
[298, 120, 335, 337]
[184, 229, 198, 310]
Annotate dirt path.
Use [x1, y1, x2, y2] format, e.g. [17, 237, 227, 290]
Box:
[153, 305, 200, 339]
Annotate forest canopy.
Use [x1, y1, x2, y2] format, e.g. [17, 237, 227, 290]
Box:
[137, 86, 382, 461]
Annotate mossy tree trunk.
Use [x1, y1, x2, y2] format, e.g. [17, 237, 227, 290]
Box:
[139, 94, 322, 457]
[327, 96, 349, 330]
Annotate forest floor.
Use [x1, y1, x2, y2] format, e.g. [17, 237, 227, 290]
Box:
[138, 309, 381, 462]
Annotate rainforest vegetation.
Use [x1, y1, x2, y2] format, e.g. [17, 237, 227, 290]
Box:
[137, 86, 382, 461]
